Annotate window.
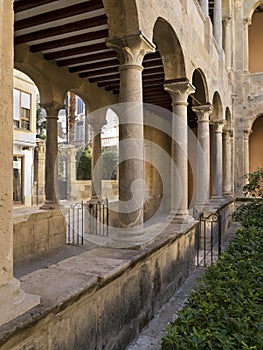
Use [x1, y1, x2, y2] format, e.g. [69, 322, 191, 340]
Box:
[13, 155, 23, 204]
[13, 89, 31, 130]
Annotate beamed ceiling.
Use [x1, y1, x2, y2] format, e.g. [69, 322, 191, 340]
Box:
[14, 0, 172, 112]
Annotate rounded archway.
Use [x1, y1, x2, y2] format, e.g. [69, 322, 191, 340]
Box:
[248, 3, 263, 73]
[250, 114, 263, 172]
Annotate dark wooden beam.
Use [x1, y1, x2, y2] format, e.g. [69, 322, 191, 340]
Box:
[57, 50, 116, 67]
[14, 0, 59, 12]
[88, 73, 120, 84]
[143, 67, 165, 76]
[98, 81, 119, 88]
[15, 15, 107, 44]
[143, 59, 163, 68]
[44, 42, 107, 60]
[143, 73, 165, 81]
[69, 58, 119, 73]
[15, 0, 104, 30]
[30, 29, 108, 52]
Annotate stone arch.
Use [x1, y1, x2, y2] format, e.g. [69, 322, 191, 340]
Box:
[211, 91, 223, 121]
[244, 0, 263, 20]
[102, 0, 139, 37]
[249, 113, 263, 172]
[248, 2, 263, 73]
[191, 68, 209, 106]
[14, 62, 52, 103]
[153, 17, 186, 80]
[225, 107, 232, 128]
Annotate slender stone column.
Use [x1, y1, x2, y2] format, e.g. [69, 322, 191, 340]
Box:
[213, 0, 223, 47]
[243, 130, 251, 185]
[211, 120, 225, 199]
[243, 18, 251, 72]
[41, 102, 64, 209]
[192, 104, 213, 207]
[164, 81, 195, 223]
[223, 17, 232, 70]
[223, 128, 233, 196]
[0, 0, 39, 326]
[199, 0, 209, 17]
[88, 118, 106, 201]
[108, 34, 155, 228]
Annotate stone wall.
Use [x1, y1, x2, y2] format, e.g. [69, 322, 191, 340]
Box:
[13, 209, 67, 262]
[75, 180, 118, 201]
[1, 224, 197, 350]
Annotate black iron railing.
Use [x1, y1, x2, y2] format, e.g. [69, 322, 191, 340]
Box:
[87, 198, 109, 236]
[67, 201, 84, 245]
[196, 211, 222, 266]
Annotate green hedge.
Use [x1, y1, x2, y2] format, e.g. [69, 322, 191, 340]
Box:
[162, 227, 263, 350]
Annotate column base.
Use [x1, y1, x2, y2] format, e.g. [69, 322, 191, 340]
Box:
[107, 227, 148, 249]
[0, 278, 40, 326]
[165, 211, 195, 225]
[40, 201, 60, 210]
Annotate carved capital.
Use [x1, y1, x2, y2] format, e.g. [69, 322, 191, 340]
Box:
[211, 120, 225, 133]
[243, 129, 252, 140]
[41, 102, 64, 118]
[192, 103, 214, 122]
[243, 17, 252, 28]
[107, 33, 155, 68]
[164, 80, 195, 105]
[88, 117, 106, 134]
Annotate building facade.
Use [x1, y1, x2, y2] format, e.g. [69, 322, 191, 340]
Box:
[0, 0, 263, 342]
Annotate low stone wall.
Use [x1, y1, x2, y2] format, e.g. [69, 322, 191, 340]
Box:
[13, 209, 67, 262]
[1, 223, 197, 350]
[76, 180, 118, 200]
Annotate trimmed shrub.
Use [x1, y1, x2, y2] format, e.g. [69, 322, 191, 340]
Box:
[162, 227, 263, 350]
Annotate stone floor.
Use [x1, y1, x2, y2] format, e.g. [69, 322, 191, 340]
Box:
[126, 222, 240, 350]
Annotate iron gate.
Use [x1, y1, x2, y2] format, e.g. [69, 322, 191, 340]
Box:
[196, 211, 222, 266]
[87, 198, 109, 236]
[67, 201, 84, 245]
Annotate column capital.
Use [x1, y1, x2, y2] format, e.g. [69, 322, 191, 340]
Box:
[192, 103, 214, 122]
[222, 16, 231, 24]
[164, 80, 195, 106]
[223, 128, 233, 138]
[243, 17, 252, 27]
[41, 102, 64, 117]
[106, 33, 155, 68]
[243, 129, 252, 140]
[211, 120, 225, 133]
[88, 117, 106, 134]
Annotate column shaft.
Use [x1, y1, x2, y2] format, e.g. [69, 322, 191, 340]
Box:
[222, 129, 233, 196]
[199, 0, 209, 17]
[243, 19, 251, 72]
[211, 121, 224, 198]
[223, 17, 232, 70]
[213, 0, 223, 47]
[108, 34, 155, 228]
[192, 105, 213, 207]
[243, 130, 251, 185]
[41, 103, 63, 208]
[164, 81, 195, 222]
[91, 129, 102, 199]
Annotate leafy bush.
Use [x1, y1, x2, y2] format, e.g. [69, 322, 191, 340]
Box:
[76, 146, 92, 180]
[233, 167, 263, 227]
[162, 227, 263, 350]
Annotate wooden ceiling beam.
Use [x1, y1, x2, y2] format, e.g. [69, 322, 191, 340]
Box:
[15, 15, 107, 45]
[14, 0, 59, 13]
[44, 42, 107, 60]
[97, 81, 119, 88]
[69, 58, 119, 73]
[15, 0, 104, 30]
[57, 50, 116, 67]
[143, 67, 165, 76]
[88, 73, 120, 83]
[30, 29, 108, 52]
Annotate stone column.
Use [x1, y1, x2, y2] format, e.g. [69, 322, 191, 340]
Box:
[243, 130, 251, 185]
[108, 34, 155, 228]
[60, 145, 77, 201]
[34, 139, 46, 205]
[88, 117, 105, 201]
[211, 120, 225, 199]
[223, 128, 233, 196]
[164, 81, 195, 223]
[223, 17, 232, 70]
[199, 0, 209, 17]
[243, 18, 251, 73]
[213, 0, 223, 47]
[41, 102, 64, 209]
[0, 0, 39, 326]
[192, 104, 213, 208]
